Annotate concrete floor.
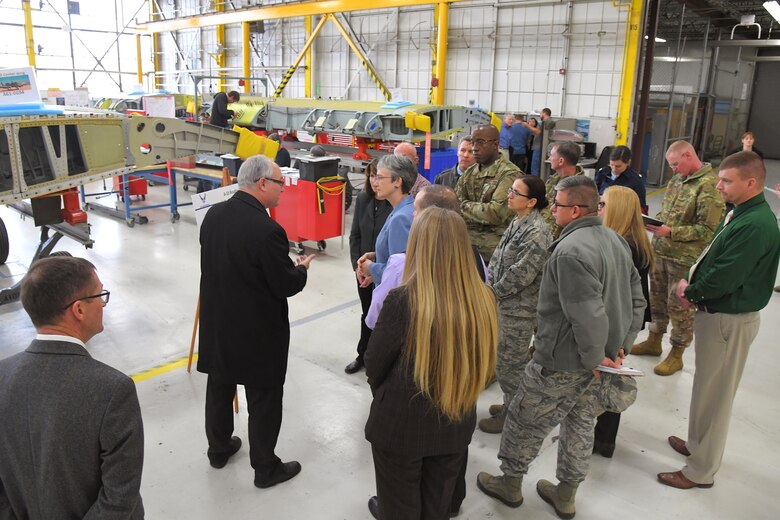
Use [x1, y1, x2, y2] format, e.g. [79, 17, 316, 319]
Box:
[1, 163, 779, 519]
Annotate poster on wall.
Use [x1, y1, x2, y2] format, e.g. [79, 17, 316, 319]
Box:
[0, 67, 41, 105]
[143, 95, 176, 118]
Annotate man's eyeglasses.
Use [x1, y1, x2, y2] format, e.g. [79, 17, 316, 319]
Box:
[62, 290, 110, 310]
[597, 201, 606, 209]
[507, 187, 531, 198]
[265, 177, 285, 186]
[552, 201, 588, 209]
[472, 138, 497, 148]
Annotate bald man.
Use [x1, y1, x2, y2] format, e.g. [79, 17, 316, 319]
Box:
[635, 141, 724, 376]
[454, 124, 520, 260]
[393, 142, 430, 197]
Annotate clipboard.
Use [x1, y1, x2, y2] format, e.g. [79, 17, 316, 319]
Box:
[642, 215, 664, 227]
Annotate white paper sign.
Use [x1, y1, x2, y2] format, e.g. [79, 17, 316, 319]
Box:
[191, 184, 240, 230]
[143, 95, 176, 118]
[0, 67, 41, 105]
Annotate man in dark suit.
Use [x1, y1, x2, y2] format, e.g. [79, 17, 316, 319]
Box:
[0, 256, 144, 519]
[198, 154, 314, 489]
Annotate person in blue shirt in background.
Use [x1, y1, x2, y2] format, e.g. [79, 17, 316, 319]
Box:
[509, 114, 532, 173]
[499, 114, 513, 161]
[594, 145, 647, 213]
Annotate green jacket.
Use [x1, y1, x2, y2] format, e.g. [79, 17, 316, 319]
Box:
[684, 193, 780, 313]
[652, 163, 725, 265]
[455, 155, 520, 259]
[541, 165, 585, 239]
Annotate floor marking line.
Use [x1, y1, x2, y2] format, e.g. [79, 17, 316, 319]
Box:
[128, 298, 361, 383]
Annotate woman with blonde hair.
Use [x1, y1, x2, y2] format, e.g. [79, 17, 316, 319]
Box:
[593, 185, 653, 457]
[364, 207, 498, 519]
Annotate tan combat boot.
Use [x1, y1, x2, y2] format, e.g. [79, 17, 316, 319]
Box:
[477, 472, 524, 507]
[537, 479, 578, 519]
[654, 346, 685, 376]
[489, 403, 505, 416]
[631, 331, 663, 356]
[478, 415, 505, 434]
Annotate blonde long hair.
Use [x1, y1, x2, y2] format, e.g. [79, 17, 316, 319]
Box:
[402, 207, 498, 421]
[602, 186, 654, 270]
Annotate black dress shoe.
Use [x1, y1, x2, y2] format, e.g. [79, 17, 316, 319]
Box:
[254, 460, 302, 488]
[344, 358, 364, 374]
[592, 439, 615, 458]
[208, 436, 242, 468]
[367, 496, 379, 519]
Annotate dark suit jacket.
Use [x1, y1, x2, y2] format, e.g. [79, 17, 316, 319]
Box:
[209, 92, 233, 128]
[434, 164, 459, 188]
[198, 190, 308, 387]
[274, 147, 291, 168]
[349, 190, 392, 269]
[0, 339, 144, 519]
[364, 288, 476, 457]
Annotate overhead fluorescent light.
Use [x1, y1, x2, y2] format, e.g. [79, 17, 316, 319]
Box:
[644, 35, 667, 43]
[765, 1, 780, 24]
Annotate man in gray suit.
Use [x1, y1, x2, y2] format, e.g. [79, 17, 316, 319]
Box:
[0, 256, 144, 519]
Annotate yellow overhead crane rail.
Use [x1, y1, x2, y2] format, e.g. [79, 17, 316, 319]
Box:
[134, 0, 467, 34]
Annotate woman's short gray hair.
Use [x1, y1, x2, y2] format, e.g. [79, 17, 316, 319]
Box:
[377, 154, 417, 194]
[237, 155, 276, 188]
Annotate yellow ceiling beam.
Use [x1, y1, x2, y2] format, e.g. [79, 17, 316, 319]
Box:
[135, 0, 467, 33]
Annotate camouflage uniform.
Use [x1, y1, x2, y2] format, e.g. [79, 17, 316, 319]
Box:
[455, 155, 520, 260]
[499, 362, 603, 483]
[488, 210, 552, 414]
[649, 164, 724, 349]
[540, 165, 585, 239]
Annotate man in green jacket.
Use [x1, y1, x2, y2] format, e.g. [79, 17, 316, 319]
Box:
[455, 124, 520, 260]
[657, 151, 780, 490]
[635, 141, 724, 376]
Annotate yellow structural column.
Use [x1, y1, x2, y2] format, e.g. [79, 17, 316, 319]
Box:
[243, 22, 251, 93]
[136, 34, 143, 84]
[22, 0, 36, 68]
[305, 16, 313, 98]
[151, 0, 161, 90]
[614, 0, 643, 145]
[433, 2, 449, 105]
[216, 0, 226, 92]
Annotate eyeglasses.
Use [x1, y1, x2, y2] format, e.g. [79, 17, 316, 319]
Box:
[265, 177, 285, 186]
[62, 290, 110, 310]
[552, 201, 587, 209]
[507, 187, 531, 198]
[369, 174, 392, 182]
[598, 201, 606, 209]
[471, 138, 497, 148]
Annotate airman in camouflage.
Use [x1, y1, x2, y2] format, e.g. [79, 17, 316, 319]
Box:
[635, 141, 725, 376]
[479, 193, 552, 434]
[455, 124, 521, 260]
[540, 142, 585, 239]
[476, 176, 645, 519]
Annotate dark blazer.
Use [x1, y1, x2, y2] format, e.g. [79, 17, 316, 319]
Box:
[198, 190, 308, 386]
[274, 147, 291, 168]
[595, 166, 647, 208]
[349, 190, 392, 269]
[364, 288, 476, 457]
[0, 339, 144, 519]
[628, 242, 652, 326]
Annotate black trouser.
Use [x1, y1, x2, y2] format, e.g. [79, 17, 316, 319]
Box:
[510, 153, 528, 173]
[372, 445, 466, 520]
[594, 411, 621, 445]
[356, 281, 374, 361]
[205, 374, 283, 479]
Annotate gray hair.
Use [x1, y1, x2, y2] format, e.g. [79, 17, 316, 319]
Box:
[377, 155, 417, 194]
[553, 141, 581, 166]
[555, 175, 598, 211]
[237, 155, 275, 188]
[459, 135, 473, 146]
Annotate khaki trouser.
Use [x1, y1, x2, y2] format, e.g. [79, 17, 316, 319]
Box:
[682, 311, 760, 483]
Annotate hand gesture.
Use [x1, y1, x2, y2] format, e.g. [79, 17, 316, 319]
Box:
[295, 254, 315, 269]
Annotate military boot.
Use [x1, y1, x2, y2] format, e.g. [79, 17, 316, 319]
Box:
[478, 415, 505, 434]
[536, 479, 578, 519]
[489, 403, 505, 416]
[654, 346, 685, 376]
[631, 331, 663, 356]
[476, 472, 524, 507]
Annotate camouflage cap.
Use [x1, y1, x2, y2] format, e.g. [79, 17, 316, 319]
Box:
[597, 373, 638, 413]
